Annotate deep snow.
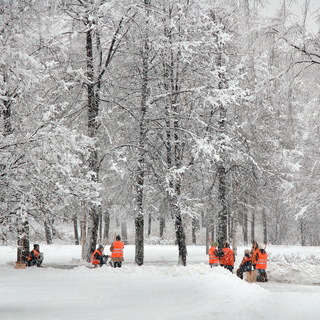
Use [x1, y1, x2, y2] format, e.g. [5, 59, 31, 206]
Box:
[1, 244, 320, 320]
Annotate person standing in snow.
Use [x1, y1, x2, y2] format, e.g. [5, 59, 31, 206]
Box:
[91, 245, 107, 267]
[250, 241, 259, 269]
[256, 245, 268, 282]
[110, 235, 124, 268]
[220, 242, 235, 273]
[208, 241, 220, 267]
[27, 244, 44, 267]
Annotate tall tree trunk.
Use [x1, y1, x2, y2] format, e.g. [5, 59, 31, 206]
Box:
[84, 207, 99, 261]
[159, 212, 165, 239]
[192, 216, 197, 245]
[135, 0, 150, 266]
[3, 98, 12, 136]
[300, 218, 307, 246]
[83, 23, 100, 262]
[171, 10, 187, 265]
[217, 164, 228, 246]
[251, 211, 255, 243]
[121, 221, 127, 244]
[217, 47, 228, 248]
[98, 205, 102, 244]
[17, 217, 29, 264]
[81, 202, 87, 257]
[73, 214, 79, 245]
[172, 110, 187, 265]
[103, 209, 110, 243]
[243, 211, 248, 244]
[206, 201, 215, 254]
[205, 220, 209, 255]
[148, 212, 152, 236]
[262, 207, 268, 245]
[44, 219, 52, 245]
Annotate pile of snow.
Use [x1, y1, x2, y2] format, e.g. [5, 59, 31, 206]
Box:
[1, 244, 320, 320]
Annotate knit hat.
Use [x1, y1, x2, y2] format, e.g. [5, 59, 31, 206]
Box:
[244, 249, 250, 254]
[212, 241, 219, 247]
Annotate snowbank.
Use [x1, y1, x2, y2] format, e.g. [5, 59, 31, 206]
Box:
[1, 245, 320, 320]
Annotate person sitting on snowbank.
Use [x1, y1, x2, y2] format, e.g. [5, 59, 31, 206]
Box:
[91, 245, 108, 267]
[110, 235, 124, 268]
[27, 244, 44, 267]
[236, 249, 252, 280]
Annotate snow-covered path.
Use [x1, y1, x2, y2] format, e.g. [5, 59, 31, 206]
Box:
[1, 244, 320, 320]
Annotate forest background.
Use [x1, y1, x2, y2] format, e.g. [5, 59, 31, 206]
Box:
[1, 0, 320, 266]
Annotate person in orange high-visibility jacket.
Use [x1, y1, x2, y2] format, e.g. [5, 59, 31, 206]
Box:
[220, 242, 235, 273]
[251, 241, 259, 269]
[91, 245, 107, 267]
[256, 245, 268, 282]
[110, 235, 124, 268]
[208, 242, 220, 267]
[27, 244, 44, 267]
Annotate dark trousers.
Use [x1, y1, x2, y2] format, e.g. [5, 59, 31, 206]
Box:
[223, 265, 234, 273]
[27, 259, 42, 267]
[257, 269, 268, 282]
[113, 262, 122, 268]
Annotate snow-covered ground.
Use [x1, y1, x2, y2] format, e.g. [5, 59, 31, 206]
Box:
[1, 244, 320, 320]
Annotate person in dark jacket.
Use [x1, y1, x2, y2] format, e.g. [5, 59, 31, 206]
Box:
[237, 249, 252, 279]
[27, 244, 44, 267]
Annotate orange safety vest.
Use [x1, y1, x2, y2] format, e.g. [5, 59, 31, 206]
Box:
[27, 249, 40, 261]
[208, 246, 220, 264]
[111, 241, 124, 258]
[256, 252, 268, 269]
[220, 247, 235, 266]
[91, 249, 103, 265]
[251, 248, 259, 265]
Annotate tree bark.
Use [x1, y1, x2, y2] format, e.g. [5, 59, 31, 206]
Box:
[44, 219, 52, 245]
[83, 23, 100, 262]
[243, 211, 248, 244]
[262, 207, 268, 245]
[103, 209, 110, 243]
[251, 211, 255, 243]
[81, 202, 87, 257]
[217, 164, 228, 246]
[148, 212, 152, 236]
[73, 214, 79, 245]
[134, 0, 151, 266]
[159, 213, 165, 239]
[17, 218, 29, 264]
[300, 218, 307, 246]
[121, 221, 128, 244]
[3, 98, 12, 136]
[192, 216, 197, 245]
[216, 47, 228, 248]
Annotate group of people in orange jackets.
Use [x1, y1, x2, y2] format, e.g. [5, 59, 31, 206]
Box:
[208, 241, 268, 282]
[91, 235, 125, 268]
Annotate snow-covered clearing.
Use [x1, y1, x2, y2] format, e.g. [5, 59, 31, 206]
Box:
[1, 245, 320, 320]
